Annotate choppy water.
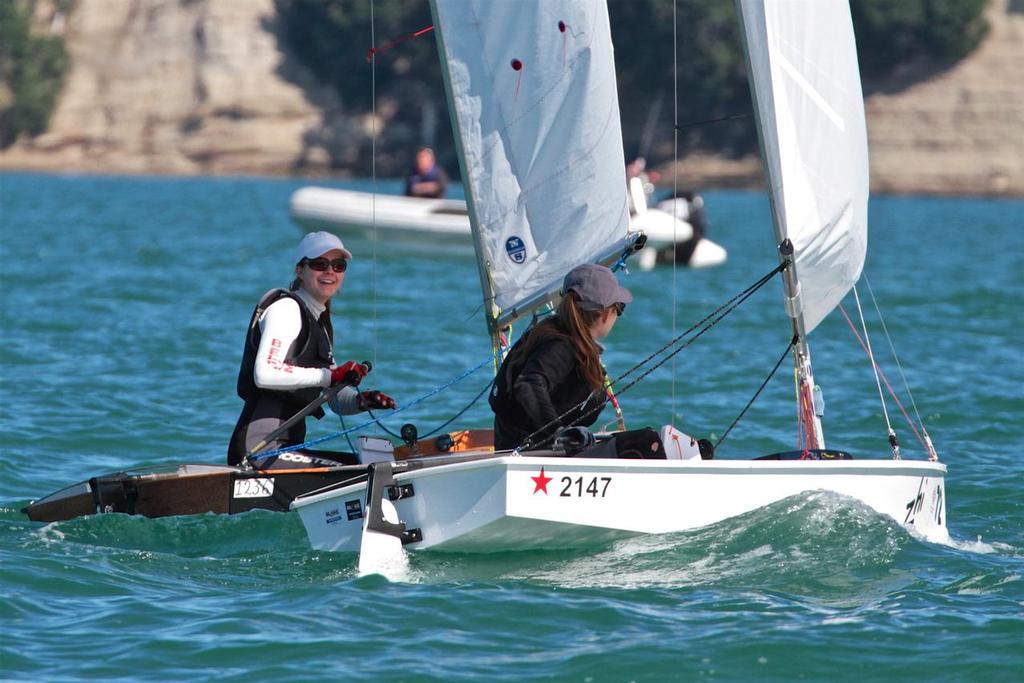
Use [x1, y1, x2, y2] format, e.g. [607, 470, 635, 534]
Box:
[1, 173, 1021, 681]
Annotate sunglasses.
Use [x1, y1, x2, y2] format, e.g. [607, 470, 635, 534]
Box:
[613, 302, 626, 317]
[304, 257, 348, 273]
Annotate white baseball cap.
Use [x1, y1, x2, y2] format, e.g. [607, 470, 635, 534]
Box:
[295, 231, 353, 263]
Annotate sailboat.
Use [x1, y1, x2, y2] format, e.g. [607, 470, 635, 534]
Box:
[289, 0, 948, 564]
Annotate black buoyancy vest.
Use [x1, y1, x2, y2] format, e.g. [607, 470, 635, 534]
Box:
[236, 289, 335, 410]
[489, 323, 606, 443]
[489, 332, 527, 415]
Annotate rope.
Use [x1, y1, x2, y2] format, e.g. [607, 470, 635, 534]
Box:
[799, 378, 816, 458]
[369, 376, 494, 441]
[603, 374, 626, 431]
[616, 262, 784, 386]
[715, 335, 795, 448]
[864, 276, 938, 460]
[366, 25, 434, 61]
[370, 1, 378, 370]
[337, 409, 358, 454]
[838, 303, 931, 455]
[853, 285, 900, 459]
[674, 112, 753, 131]
[516, 263, 784, 450]
[671, 0, 679, 427]
[793, 366, 802, 453]
[853, 285, 891, 430]
[248, 352, 498, 462]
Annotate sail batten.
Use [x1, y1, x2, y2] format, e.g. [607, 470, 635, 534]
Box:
[431, 0, 632, 336]
[737, 0, 869, 334]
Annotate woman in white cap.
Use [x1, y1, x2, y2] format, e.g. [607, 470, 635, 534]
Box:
[489, 263, 631, 451]
[228, 231, 395, 467]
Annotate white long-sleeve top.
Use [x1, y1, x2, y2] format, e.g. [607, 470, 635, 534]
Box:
[253, 287, 361, 415]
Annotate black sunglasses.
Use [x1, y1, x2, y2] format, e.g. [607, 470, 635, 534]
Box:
[613, 302, 626, 317]
[304, 257, 348, 273]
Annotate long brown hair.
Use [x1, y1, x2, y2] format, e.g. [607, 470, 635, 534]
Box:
[507, 292, 607, 391]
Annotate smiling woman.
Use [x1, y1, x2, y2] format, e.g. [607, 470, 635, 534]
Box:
[226, 231, 395, 467]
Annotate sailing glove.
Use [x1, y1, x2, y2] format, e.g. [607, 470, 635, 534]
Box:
[358, 390, 396, 411]
[555, 426, 595, 454]
[330, 360, 370, 386]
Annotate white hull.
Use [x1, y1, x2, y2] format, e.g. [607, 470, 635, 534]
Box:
[289, 187, 727, 267]
[292, 455, 947, 553]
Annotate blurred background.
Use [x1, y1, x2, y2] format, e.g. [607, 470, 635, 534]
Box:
[1, 0, 1021, 196]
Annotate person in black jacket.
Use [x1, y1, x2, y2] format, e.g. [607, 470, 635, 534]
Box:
[490, 263, 631, 450]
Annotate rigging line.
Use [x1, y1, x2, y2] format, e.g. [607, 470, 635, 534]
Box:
[715, 335, 796, 448]
[518, 263, 782, 450]
[863, 275, 931, 434]
[674, 112, 753, 131]
[610, 267, 775, 393]
[366, 25, 434, 61]
[838, 303, 929, 452]
[671, 0, 678, 427]
[615, 262, 785, 384]
[370, 1, 378, 370]
[853, 284, 901, 459]
[369, 377, 495, 441]
[793, 366, 802, 453]
[336, 407, 358, 454]
[853, 284, 892, 432]
[249, 352, 498, 462]
[800, 382, 816, 457]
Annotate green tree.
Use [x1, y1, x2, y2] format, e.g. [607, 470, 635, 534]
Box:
[851, 0, 989, 78]
[0, 0, 69, 148]
[274, 0, 449, 171]
[274, 0, 988, 173]
[609, 0, 989, 161]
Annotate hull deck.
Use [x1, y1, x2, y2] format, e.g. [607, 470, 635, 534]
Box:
[23, 463, 368, 523]
[292, 455, 948, 553]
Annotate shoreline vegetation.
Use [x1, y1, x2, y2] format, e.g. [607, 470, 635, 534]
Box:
[1, 0, 1021, 197]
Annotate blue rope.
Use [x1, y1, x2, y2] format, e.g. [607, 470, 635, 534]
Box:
[249, 351, 497, 462]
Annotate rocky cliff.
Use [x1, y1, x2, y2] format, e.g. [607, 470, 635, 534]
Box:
[0, 0, 348, 174]
[1, 0, 1021, 196]
[660, 0, 1024, 196]
[863, 0, 1023, 195]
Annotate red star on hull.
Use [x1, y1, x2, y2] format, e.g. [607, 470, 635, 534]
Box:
[531, 466, 552, 494]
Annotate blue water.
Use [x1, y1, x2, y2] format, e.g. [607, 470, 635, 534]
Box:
[1, 173, 1021, 681]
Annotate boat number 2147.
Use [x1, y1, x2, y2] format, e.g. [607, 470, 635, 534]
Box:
[560, 476, 612, 498]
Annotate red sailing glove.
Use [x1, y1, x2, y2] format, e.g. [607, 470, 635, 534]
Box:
[330, 360, 370, 386]
[358, 390, 396, 411]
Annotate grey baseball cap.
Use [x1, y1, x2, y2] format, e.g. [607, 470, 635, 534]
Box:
[561, 263, 633, 312]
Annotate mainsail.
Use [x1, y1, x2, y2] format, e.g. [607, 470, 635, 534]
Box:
[737, 0, 869, 334]
[430, 0, 637, 340]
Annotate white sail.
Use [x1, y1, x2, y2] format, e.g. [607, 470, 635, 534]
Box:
[737, 0, 869, 333]
[430, 0, 633, 331]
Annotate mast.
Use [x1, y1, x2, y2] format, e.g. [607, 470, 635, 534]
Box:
[777, 239, 825, 448]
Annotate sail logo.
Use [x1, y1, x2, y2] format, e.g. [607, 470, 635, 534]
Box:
[505, 236, 526, 264]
